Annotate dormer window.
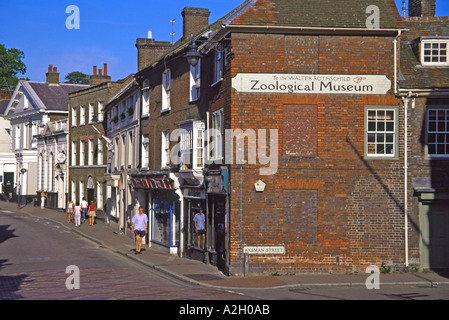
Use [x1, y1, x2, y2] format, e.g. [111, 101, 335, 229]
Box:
[421, 39, 448, 66]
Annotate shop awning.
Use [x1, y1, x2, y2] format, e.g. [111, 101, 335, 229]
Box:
[131, 177, 172, 190]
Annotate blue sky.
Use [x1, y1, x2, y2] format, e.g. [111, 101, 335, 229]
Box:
[1, 0, 448, 83]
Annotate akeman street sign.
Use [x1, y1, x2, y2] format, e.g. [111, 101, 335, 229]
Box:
[232, 73, 391, 95]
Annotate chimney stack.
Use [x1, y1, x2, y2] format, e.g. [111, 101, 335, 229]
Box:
[46, 64, 60, 84]
[135, 30, 172, 71]
[90, 63, 111, 86]
[409, 0, 436, 17]
[181, 7, 210, 41]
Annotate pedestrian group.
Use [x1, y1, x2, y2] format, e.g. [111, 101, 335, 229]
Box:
[66, 197, 96, 227]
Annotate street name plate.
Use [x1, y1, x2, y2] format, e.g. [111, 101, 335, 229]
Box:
[243, 246, 285, 255]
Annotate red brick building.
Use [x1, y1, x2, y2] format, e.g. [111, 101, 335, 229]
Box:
[208, 0, 405, 275]
[130, 0, 448, 275]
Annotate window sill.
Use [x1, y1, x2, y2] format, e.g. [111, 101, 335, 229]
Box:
[211, 79, 223, 87]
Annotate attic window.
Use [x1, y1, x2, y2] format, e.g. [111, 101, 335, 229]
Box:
[421, 40, 448, 66]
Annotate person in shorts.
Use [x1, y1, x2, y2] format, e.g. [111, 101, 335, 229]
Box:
[193, 208, 206, 249]
[67, 199, 74, 223]
[131, 207, 148, 254]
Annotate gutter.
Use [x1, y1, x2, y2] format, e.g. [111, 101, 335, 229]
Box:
[223, 24, 407, 35]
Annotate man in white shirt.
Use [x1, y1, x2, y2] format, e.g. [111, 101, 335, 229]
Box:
[81, 198, 88, 221]
[131, 207, 148, 254]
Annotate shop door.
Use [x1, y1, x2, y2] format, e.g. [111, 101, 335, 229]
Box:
[419, 200, 449, 270]
[3, 172, 14, 200]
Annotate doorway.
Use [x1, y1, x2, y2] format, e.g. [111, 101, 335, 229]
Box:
[419, 199, 449, 270]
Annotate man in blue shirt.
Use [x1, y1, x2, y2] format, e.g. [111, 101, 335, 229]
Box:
[193, 208, 206, 250]
[131, 207, 148, 254]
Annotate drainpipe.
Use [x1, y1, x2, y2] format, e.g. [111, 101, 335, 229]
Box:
[393, 30, 402, 95]
[402, 92, 412, 268]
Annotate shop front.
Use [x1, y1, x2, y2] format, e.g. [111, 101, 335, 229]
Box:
[130, 173, 181, 254]
[204, 165, 229, 273]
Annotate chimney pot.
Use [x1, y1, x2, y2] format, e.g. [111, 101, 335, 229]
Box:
[98, 69, 102, 76]
[46, 65, 59, 84]
[103, 63, 108, 76]
[93, 66, 97, 75]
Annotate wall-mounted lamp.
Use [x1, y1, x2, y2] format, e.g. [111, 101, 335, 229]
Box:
[183, 39, 203, 67]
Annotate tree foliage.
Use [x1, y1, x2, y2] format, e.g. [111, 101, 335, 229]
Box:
[0, 43, 27, 88]
[65, 71, 90, 85]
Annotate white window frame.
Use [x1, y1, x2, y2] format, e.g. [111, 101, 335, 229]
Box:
[80, 105, 85, 126]
[142, 79, 150, 116]
[426, 106, 449, 158]
[209, 109, 224, 161]
[88, 138, 94, 165]
[180, 121, 205, 170]
[97, 101, 104, 122]
[364, 106, 398, 159]
[14, 124, 20, 150]
[161, 129, 170, 168]
[71, 107, 77, 127]
[71, 141, 77, 166]
[88, 103, 94, 123]
[190, 59, 201, 102]
[79, 180, 84, 205]
[162, 69, 171, 112]
[97, 138, 103, 165]
[421, 39, 449, 66]
[97, 181, 103, 210]
[142, 134, 149, 169]
[79, 139, 85, 166]
[71, 180, 76, 203]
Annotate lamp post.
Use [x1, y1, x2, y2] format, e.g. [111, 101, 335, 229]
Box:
[17, 167, 27, 209]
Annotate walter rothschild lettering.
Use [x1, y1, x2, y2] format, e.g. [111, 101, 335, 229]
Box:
[232, 73, 391, 95]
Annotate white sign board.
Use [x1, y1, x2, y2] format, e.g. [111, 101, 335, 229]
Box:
[232, 73, 391, 95]
[243, 246, 285, 255]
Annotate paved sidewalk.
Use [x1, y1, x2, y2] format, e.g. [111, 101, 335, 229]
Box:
[2, 200, 449, 290]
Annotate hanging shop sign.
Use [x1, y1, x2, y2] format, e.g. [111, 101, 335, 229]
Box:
[232, 73, 391, 95]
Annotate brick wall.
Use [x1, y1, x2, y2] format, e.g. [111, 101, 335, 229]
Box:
[222, 32, 409, 274]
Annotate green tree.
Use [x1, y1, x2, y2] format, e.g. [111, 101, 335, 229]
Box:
[65, 71, 89, 84]
[0, 43, 27, 88]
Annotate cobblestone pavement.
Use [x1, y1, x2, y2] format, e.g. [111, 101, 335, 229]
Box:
[0, 266, 251, 300]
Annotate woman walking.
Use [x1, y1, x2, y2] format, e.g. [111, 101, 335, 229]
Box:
[74, 202, 81, 227]
[88, 200, 96, 226]
[67, 199, 74, 223]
